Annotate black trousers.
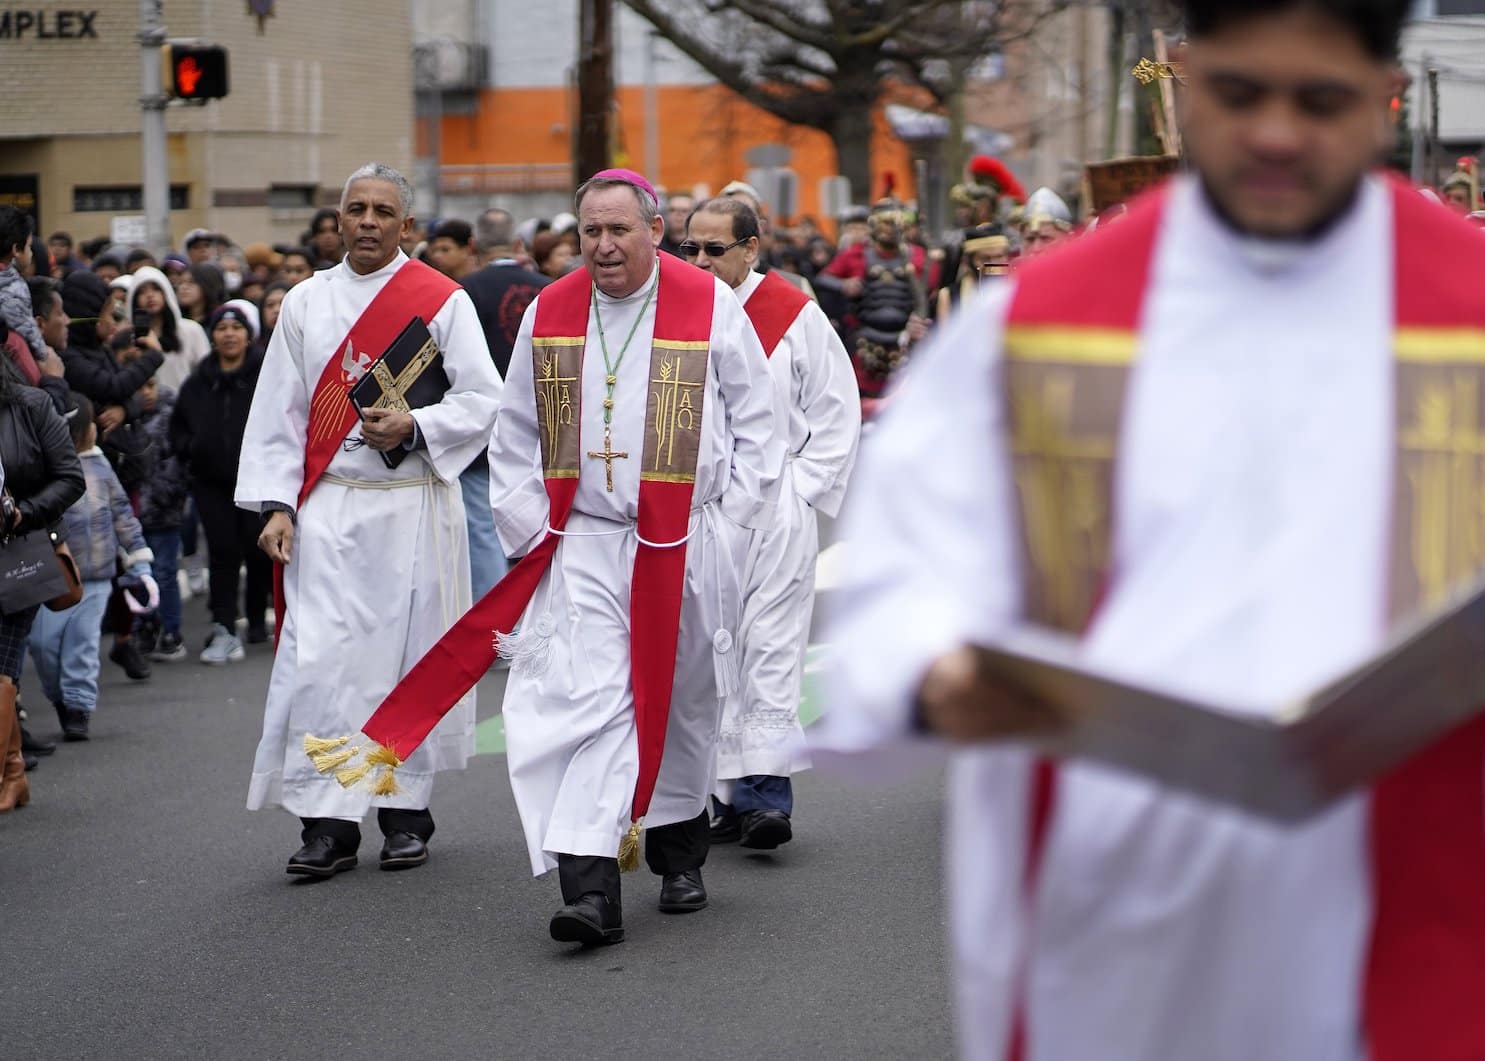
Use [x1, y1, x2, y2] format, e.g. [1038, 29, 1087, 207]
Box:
[557, 810, 710, 902]
[193, 481, 271, 631]
[300, 808, 435, 847]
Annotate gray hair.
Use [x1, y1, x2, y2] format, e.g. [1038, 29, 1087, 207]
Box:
[475, 207, 515, 253]
[574, 177, 661, 225]
[341, 162, 414, 216]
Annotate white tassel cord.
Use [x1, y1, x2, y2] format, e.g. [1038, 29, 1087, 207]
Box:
[494, 613, 555, 678]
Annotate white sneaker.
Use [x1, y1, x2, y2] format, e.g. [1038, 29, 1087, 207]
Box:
[200, 623, 245, 665]
[187, 568, 208, 596]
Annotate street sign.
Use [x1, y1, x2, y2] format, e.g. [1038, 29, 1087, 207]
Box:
[110, 215, 148, 245]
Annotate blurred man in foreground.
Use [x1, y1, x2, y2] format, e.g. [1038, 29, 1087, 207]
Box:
[823, 1, 1485, 1058]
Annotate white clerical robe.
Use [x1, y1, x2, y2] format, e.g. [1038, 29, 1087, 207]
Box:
[490, 262, 783, 875]
[821, 176, 1402, 1060]
[716, 269, 860, 784]
[237, 252, 502, 819]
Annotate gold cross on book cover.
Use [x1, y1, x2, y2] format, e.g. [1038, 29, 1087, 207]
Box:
[347, 316, 450, 469]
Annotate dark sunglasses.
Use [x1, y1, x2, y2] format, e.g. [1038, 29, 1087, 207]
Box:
[679, 237, 749, 259]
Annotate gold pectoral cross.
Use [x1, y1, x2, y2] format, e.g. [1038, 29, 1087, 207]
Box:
[587, 429, 629, 493]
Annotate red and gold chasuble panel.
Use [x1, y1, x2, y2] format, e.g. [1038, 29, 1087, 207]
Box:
[532, 337, 584, 479]
[643, 340, 709, 484]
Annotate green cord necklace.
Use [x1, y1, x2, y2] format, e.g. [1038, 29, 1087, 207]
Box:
[587, 270, 659, 491]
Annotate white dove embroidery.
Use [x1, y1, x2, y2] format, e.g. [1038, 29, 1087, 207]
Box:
[341, 339, 373, 385]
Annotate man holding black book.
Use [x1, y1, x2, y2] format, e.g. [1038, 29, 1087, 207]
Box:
[235, 163, 502, 879]
[823, 2, 1485, 1059]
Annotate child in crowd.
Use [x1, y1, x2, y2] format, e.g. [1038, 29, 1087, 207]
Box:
[27, 393, 155, 740]
[112, 328, 188, 661]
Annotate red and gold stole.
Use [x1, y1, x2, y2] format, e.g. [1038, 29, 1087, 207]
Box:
[272, 259, 458, 638]
[744, 270, 812, 358]
[1000, 177, 1485, 1060]
[333, 253, 715, 864]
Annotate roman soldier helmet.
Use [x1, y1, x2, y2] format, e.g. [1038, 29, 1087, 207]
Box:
[1024, 187, 1074, 231]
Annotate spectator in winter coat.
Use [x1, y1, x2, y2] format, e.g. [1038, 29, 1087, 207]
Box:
[170, 303, 269, 664]
[125, 266, 208, 392]
[0, 206, 62, 373]
[133, 375, 189, 663]
[0, 364, 85, 809]
[28, 393, 155, 742]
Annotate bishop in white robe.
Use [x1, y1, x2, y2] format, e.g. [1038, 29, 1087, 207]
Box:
[488, 172, 782, 944]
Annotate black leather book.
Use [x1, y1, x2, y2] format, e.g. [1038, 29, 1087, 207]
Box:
[347, 316, 450, 469]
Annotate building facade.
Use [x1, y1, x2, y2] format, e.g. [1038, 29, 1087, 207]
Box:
[0, 1, 414, 251]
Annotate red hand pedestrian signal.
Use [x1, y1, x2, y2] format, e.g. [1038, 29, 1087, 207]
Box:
[176, 57, 203, 96]
[163, 43, 229, 100]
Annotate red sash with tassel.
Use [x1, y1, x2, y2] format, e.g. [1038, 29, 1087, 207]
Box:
[744, 271, 811, 358]
[271, 259, 459, 640]
[315, 254, 716, 865]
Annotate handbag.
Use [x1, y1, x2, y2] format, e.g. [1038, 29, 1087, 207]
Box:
[46, 530, 82, 612]
[0, 528, 72, 614]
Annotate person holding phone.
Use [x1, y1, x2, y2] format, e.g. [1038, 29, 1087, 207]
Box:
[58, 272, 163, 424]
[124, 266, 208, 393]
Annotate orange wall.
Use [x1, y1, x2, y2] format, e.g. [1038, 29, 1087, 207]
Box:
[439, 83, 916, 222]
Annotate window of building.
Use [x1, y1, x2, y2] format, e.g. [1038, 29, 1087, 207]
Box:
[73, 185, 189, 212]
[267, 184, 318, 210]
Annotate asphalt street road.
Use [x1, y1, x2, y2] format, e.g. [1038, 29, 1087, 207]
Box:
[3, 591, 952, 1060]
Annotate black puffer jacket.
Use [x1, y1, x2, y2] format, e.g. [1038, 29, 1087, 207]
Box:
[170, 352, 262, 490]
[61, 336, 163, 409]
[0, 382, 85, 534]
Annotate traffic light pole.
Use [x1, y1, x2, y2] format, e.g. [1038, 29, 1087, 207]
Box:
[138, 0, 171, 256]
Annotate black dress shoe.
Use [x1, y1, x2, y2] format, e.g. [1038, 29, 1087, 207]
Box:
[549, 893, 625, 946]
[61, 709, 90, 742]
[20, 723, 55, 756]
[286, 835, 358, 878]
[710, 806, 741, 844]
[246, 622, 269, 645]
[739, 809, 792, 850]
[379, 830, 429, 870]
[658, 868, 708, 913]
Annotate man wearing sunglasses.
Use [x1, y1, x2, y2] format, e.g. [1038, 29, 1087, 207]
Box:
[682, 198, 860, 853]
[822, 0, 1485, 1058]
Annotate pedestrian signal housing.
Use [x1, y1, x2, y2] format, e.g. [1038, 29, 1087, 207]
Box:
[163, 42, 230, 101]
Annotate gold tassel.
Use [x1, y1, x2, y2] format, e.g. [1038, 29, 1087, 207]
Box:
[371, 767, 401, 797]
[303, 733, 351, 756]
[335, 762, 373, 788]
[365, 744, 403, 768]
[310, 747, 358, 774]
[617, 820, 642, 873]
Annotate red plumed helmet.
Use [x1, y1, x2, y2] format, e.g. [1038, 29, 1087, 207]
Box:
[967, 155, 1027, 204]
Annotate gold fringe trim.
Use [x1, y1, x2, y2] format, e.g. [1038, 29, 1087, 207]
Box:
[335, 762, 373, 788]
[617, 820, 642, 873]
[310, 747, 357, 774]
[303, 733, 351, 756]
[371, 768, 401, 797]
[365, 744, 403, 769]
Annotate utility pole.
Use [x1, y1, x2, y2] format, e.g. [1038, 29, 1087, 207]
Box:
[644, 31, 660, 182]
[138, 0, 171, 255]
[575, 0, 614, 186]
[1411, 53, 1428, 186]
[1429, 65, 1440, 189]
